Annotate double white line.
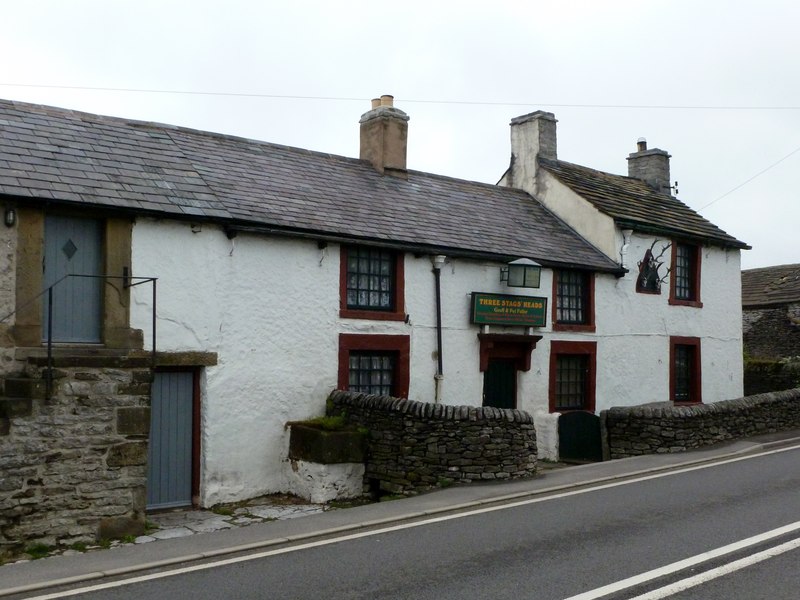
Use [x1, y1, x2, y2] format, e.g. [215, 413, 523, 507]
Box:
[565, 521, 800, 600]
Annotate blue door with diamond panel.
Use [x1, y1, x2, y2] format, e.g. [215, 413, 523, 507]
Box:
[43, 215, 103, 342]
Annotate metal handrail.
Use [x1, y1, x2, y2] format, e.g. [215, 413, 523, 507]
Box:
[1, 274, 158, 398]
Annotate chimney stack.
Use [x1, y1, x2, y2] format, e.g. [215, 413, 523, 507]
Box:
[504, 111, 557, 195]
[359, 94, 409, 178]
[627, 138, 672, 194]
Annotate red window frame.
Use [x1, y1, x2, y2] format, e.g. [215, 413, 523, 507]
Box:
[338, 334, 410, 398]
[669, 242, 703, 308]
[339, 246, 406, 321]
[670, 336, 702, 404]
[552, 270, 596, 332]
[548, 340, 597, 412]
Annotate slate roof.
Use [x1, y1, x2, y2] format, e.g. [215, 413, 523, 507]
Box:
[741, 264, 800, 307]
[539, 158, 749, 250]
[0, 98, 622, 273]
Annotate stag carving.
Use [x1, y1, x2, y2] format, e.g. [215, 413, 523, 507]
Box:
[637, 240, 671, 293]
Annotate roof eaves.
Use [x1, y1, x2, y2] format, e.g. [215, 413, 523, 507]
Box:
[614, 219, 752, 250]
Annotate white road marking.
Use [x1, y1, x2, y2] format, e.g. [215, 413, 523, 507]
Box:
[561, 523, 800, 600]
[626, 536, 800, 600]
[18, 443, 800, 600]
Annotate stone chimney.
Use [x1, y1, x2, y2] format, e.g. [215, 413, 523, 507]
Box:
[503, 111, 557, 195]
[627, 138, 672, 194]
[359, 95, 409, 178]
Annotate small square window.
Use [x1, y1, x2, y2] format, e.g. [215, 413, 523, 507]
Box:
[553, 270, 595, 331]
[348, 352, 396, 396]
[670, 242, 702, 307]
[340, 246, 405, 321]
[346, 247, 395, 311]
[338, 334, 410, 398]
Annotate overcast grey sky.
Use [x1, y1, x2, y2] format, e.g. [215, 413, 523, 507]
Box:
[2, 0, 798, 269]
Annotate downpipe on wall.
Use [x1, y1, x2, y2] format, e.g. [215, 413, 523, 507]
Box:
[432, 255, 446, 403]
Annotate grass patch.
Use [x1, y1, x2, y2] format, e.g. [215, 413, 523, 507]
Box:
[121, 534, 137, 544]
[378, 494, 405, 502]
[25, 543, 53, 560]
[301, 415, 348, 431]
[70, 542, 88, 553]
[211, 505, 235, 516]
[144, 520, 160, 533]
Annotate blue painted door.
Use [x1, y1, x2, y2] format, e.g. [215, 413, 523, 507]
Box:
[42, 215, 103, 342]
[147, 372, 195, 510]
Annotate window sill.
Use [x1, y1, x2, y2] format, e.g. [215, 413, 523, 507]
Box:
[340, 309, 406, 322]
[668, 299, 703, 308]
[552, 323, 596, 333]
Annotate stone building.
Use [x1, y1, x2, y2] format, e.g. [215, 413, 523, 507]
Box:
[741, 263, 800, 359]
[0, 95, 747, 547]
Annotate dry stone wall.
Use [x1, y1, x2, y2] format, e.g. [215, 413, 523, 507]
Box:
[0, 361, 151, 554]
[743, 304, 800, 359]
[603, 388, 800, 459]
[326, 390, 537, 495]
[743, 358, 800, 395]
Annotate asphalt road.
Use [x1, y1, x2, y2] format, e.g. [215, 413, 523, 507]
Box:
[25, 445, 800, 600]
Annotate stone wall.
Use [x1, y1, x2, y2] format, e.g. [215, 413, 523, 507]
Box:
[0, 360, 151, 554]
[743, 303, 800, 359]
[603, 388, 800, 459]
[326, 390, 537, 495]
[0, 207, 17, 377]
[744, 358, 800, 395]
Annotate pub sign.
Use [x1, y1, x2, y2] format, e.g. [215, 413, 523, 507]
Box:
[471, 292, 548, 327]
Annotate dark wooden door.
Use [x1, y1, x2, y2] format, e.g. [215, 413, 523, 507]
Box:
[558, 411, 602, 462]
[482, 359, 516, 409]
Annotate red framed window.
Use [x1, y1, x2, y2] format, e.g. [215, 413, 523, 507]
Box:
[338, 334, 410, 398]
[340, 246, 405, 321]
[549, 341, 597, 412]
[553, 270, 595, 332]
[669, 242, 702, 308]
[670, 336, 702, 404]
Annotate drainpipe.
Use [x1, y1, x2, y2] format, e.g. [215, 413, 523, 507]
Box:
[432, 255, 446, 403]
[620, 229, 634, 269]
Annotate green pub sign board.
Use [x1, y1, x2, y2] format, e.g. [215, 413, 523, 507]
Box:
[471, 292, 548, 327]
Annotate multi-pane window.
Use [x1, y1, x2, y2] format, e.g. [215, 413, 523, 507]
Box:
[673, 345, 694, 402]
[549, 341, 596, 413]
[348, 352, 395, 396]
[554, 355, 589, 410]
[346, 247, 395, 311]
[670, 337, 701, 404]
[673, 243, 697, 301]
[556, 270, 589, 324]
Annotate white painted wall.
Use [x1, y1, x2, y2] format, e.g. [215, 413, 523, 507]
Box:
[131, 217, 743, 503]
[534, 171, 618, 259]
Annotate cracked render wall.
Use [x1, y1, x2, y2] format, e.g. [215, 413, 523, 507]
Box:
[129, 218, 745, 503]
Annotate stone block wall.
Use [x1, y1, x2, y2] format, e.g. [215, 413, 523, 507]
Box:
[744, 358, 800, 395]
[326, 390, 537, 495]
[0, 363, 151, 553]
[743, 303, 800, 359]
[603, 388, 800, 459]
